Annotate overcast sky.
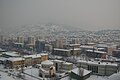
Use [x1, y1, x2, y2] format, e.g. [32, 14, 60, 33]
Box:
[0, 0, 120, 32]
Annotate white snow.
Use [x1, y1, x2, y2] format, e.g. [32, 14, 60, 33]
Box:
[71, 68, 91, 76]
[86, 75, 108, 80]
[0, 71, 22, 80]
[41, 60, 53, 65]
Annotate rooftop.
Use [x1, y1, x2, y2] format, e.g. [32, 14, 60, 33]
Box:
[70, 48, 81, 50]
[41, 60, 53, 65]
[71, 68, 91, 76]
[77, 60, 118, 66]
[63, 62, 73, 65]
[53, 59, 64, 63]
[80, 45, 94, 49]
[54, 48, 71, 52]
[7, 57, 25, 61]
[2, 52, 20, 57]
[69, 44, 80, 46]
[24, 54, 41, 58]
[86, 50, 106, 54]
[14, 42, 24, 45]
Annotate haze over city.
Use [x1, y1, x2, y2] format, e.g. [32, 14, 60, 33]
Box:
[0, 0, 120, 33]
[1, 0, 120, 80]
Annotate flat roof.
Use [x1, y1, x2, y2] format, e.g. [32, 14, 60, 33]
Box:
[2, 52, 20, 57]
[70, 48, 81, 50]
[53, 59, 64, 63]
[69, 44, 80, 46]
[71, 68, 91, 76]
[40, 53, 48, 56]
[54, 48, 71, 52]
[41, 60, 53, 65]
[80, 45, 94, 49]
[7, 57, 25, 61]
[77, 60, 118, 66]
[86, 50, 106, 54]
[14, 42, 24, 45]
[97, 48, 105, 50]
[24, 54, 41, 58]
[63, 62, 73, 65]
[87, 43, 95, 45]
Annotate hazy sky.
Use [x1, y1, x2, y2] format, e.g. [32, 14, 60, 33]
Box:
[0, 0, 120, 31]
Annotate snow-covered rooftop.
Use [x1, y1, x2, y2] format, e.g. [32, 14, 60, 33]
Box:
[71, 68, 91, 76]
[7, 57, 25, 61]
[41, 60, 53, 65]
[70, 48, 81, 50]
[87, 43, 95, 45]
[2, 52, 20, 57]
[86, 50, 106, 54]
[54, 48, 70, 52]
[40, 53, 48, 56]
[69, 44, 80, 46]
[53, 59, 64, 63]
[77, 60, 118, 66]
[24, 54, 41, 58]
[63, 62, 73, 65]
[14, 42, 24, 45]
[80, 45, 94, 49]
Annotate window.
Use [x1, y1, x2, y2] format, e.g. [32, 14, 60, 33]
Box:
[88, 65, 98, 73]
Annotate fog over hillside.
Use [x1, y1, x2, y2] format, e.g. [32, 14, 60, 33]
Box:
[0, 0, 120, 33]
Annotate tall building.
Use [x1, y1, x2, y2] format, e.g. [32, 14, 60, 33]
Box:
[35, 40, 45, 53]
[28, 36, 35, 45]
[55, 38, 64, 48]
[17, 36, 24, 43]
[71, 38, 80, 44]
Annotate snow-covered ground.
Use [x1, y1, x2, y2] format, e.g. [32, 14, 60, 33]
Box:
[1, 63, 119, 80]
[86, 75, 108, 80]
[0, 65, 42, 80]
[0, 71, 23, 80]
[24, 68, 40, 78]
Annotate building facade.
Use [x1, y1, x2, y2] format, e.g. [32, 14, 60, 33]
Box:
[77, 60, 119, 76]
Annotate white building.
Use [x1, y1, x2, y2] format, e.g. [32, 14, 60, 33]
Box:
[53, 60, 73, 72]
[17, 36, 24, 43]
[77, 60, 119, 76]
